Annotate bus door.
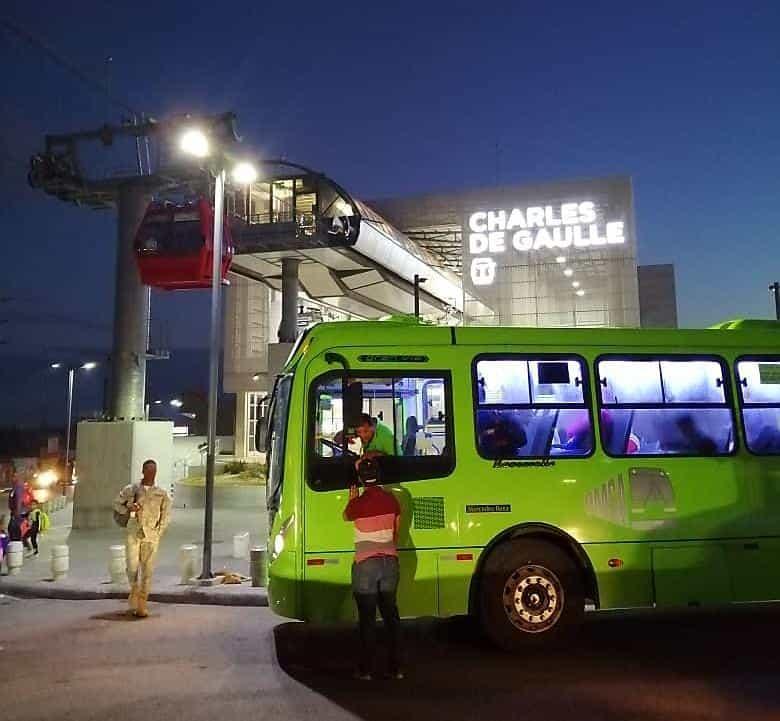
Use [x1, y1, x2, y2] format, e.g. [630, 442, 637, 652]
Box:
[305, 367, 455, 621]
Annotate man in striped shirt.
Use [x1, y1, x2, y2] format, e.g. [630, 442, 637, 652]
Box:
[343, 457, 403, 680]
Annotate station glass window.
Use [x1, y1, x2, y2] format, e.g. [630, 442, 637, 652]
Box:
[247, 392, 267, 456]
[596, 357, 735, 457]
[735, 358, 780, 455]
[309, 373, 453, 491]
[474, 357, 593, 459]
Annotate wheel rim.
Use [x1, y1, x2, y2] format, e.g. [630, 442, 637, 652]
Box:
[502, 564, 564, 634]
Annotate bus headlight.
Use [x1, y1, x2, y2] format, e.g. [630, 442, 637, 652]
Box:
[273, 532, 285, 556]
[271, 513, 295, 560]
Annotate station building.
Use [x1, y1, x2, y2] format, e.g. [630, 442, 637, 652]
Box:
[222, 172, 677, 458]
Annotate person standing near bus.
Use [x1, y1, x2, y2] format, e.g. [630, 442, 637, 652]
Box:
[343, 457, 404, 681]
[112, 459, 171, 618]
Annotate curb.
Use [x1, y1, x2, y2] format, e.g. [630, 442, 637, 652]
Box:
[0, 581, 268, 607]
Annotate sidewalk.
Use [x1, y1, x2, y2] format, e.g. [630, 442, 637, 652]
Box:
[0, 501, 268, 606]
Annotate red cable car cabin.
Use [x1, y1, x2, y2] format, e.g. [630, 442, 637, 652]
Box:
[134, 196, 233, 290]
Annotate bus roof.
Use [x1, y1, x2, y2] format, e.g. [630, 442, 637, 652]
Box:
[286, 318, 780, 370]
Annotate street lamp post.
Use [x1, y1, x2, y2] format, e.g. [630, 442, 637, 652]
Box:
[51, 361, 97, 484]
[178, 127, 257, 580]
[200, 167, 226, 580]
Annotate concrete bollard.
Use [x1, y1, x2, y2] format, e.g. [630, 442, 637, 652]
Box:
[7, 541, 24, 575]
[250, 546, 267, 587]
[51, 545, 69, 580]
[108, 544, 126, 585]
[233, 532, 250, 560]
[179, 544, 198, 584]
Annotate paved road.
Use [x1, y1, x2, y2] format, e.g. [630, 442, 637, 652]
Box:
[2, 596, 780, 721]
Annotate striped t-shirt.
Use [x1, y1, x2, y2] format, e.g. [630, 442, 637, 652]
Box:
[344, 486, 400, 563]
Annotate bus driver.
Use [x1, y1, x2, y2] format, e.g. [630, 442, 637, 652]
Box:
[354, 413, 396, 467]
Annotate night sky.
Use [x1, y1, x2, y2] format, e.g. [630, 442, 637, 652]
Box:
[1, 1, 779, 424]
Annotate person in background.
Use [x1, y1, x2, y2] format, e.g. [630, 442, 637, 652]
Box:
[8, 468, 33, 546]
[26, 502, 49, 557]
[112, 459, 171, 618]
[343, 458, 403, 681]
[0, 515, 9, 572]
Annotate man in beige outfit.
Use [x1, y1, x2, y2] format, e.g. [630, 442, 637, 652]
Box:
[112, 459, 171, 618]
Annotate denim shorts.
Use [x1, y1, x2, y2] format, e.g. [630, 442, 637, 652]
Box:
[351, 555, 400, 596]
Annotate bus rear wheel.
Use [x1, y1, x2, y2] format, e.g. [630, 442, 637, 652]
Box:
[480, 539, 584, 650]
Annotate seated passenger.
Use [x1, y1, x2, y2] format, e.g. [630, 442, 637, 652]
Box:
[673, 414, 717, 456]
[478, 412, 528, 458]
[562, 417, 592, 454]
[402, 416, 421, 456]
[753, 424, 780, 454]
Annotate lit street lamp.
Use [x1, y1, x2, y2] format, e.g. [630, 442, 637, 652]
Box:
[50, 361, 98, 483]
[180, 126, 257, 580]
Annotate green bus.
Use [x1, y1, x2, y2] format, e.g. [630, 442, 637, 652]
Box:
[263, 318, 780, 648]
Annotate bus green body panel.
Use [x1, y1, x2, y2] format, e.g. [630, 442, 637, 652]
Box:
[266, 320, 780, 622]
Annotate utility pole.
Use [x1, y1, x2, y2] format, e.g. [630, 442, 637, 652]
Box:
[770, 282, 780, 321]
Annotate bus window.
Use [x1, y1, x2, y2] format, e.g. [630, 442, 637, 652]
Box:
[597, 357, 735, 457]
[267, 375, 293, 516]
[736, 358, 780, 455]
[310, 372, 454, 490]
[474, 356, 593, 459]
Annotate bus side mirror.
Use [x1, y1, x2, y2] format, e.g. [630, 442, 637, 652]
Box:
[255, 417, 269, 453]
[344, 380, 363, 429]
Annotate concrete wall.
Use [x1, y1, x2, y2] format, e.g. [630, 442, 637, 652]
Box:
[638, 264, 678, 328]
[172, 482, 264, 510]
[171, 435, 235, 480]
[73, 420, 173, 529]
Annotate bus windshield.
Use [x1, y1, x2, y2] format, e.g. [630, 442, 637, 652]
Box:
[266, 374, 293, 514]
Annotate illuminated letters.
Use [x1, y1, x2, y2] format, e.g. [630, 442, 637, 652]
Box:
[469, 212, 487, 233]
[526, 206, 545, 228]
[512, 230, 532, 251]
[465, 197, 628, 289]
[578, 201, 596, 224]
[469, 233, 488, 254]
[561, 203, 579, 225]
[606, 221, 625, 244]
[533, 228, 554, 250]
[488, 232, 506, 253]
[486, 210, 506, 232]
[506, 208, 527, 230]
[544, 206, 561, 226]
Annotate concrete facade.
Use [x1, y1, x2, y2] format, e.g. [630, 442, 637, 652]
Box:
[638, 264, 679, 328]
[73, 420, 173, 529]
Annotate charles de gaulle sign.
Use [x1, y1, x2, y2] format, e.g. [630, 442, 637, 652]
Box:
[462, 178, 633, 288]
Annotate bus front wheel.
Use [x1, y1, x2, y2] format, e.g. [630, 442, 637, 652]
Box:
[480, 539, 584, 650]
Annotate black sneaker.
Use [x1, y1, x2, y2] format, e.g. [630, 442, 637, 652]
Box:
[388, 669, 405, 680]
[353, 670, 373, 681]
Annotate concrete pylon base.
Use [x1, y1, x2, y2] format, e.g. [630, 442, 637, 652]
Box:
[73, 420, 174, 529]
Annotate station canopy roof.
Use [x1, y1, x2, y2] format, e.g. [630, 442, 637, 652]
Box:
[227, 164, 489, 319]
